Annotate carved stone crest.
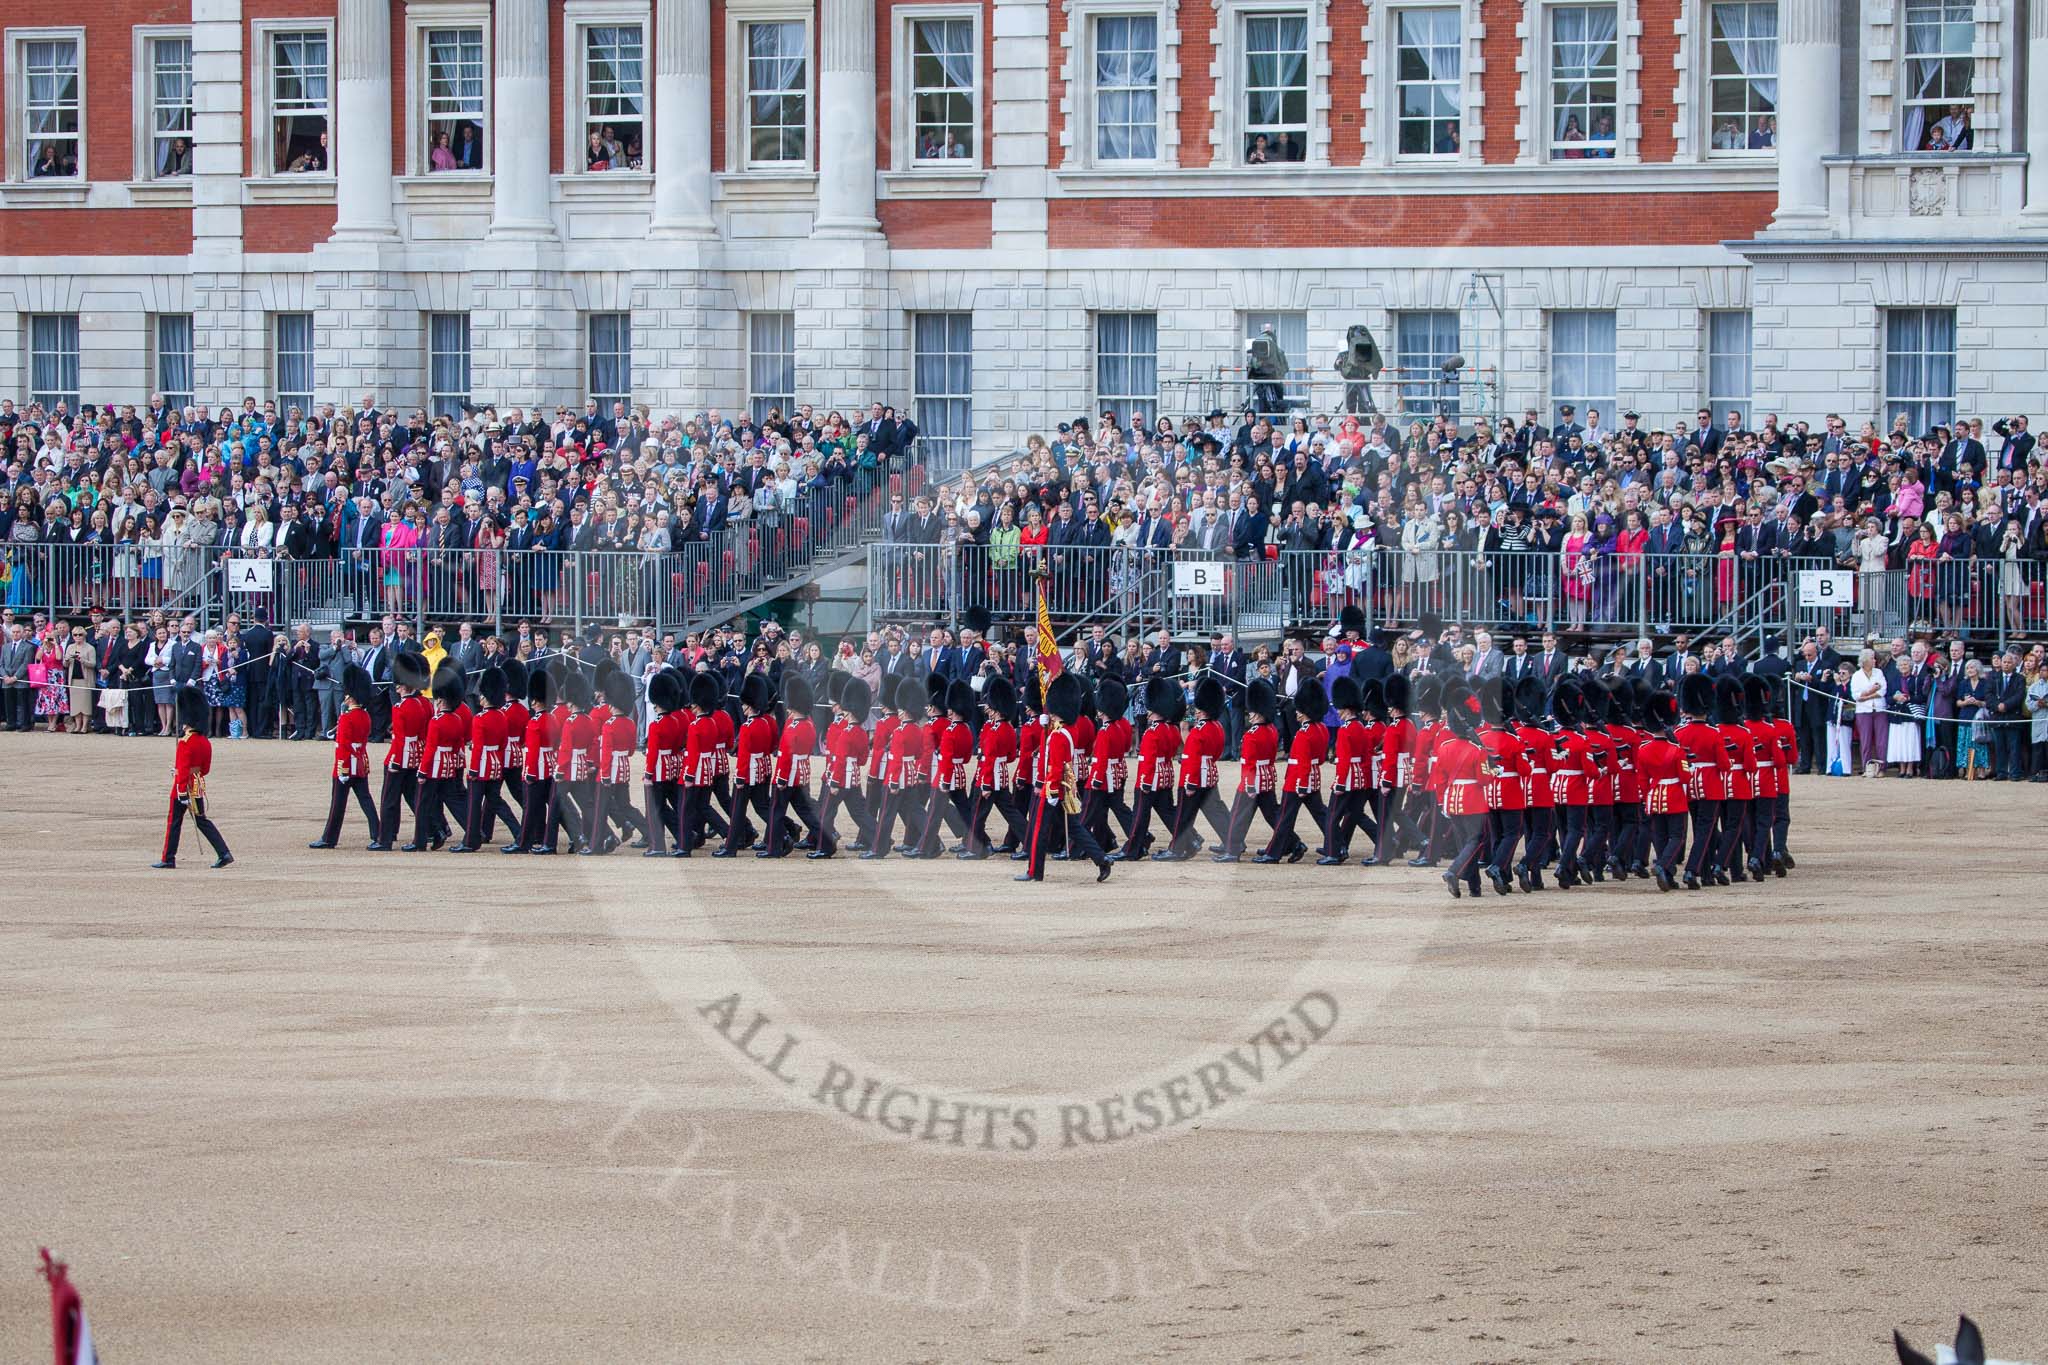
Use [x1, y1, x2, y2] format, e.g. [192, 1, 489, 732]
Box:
[1908, 167, 1947, 217]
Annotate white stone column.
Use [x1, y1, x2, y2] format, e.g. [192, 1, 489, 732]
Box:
[650, 0, 716, 237]
[2022, 0, 2048, 224]
[1768, 0, 1838, 233]
[490, 0, 556, 239]
[814, 0, 881, 235]
[333, 0, 398, 240]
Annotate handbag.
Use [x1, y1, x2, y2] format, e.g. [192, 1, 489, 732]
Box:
[26, 661, 48, 686]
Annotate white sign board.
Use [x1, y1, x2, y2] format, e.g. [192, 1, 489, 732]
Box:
[226, 558, 275, 594]
[1797, 569, 1852, 608]
[1173, 561, 1227, 598]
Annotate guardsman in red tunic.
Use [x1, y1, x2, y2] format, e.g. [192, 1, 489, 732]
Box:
[675, 670, 729, 856]
[1512, 675, 1558, 890]
[155, 684, 233, 869]
[1636, 688, 1691, 892]
[1766, 682, 1798, 873]
[1319, 676, 1379, 864]
[1408, 675, 1448, 866]
[1578, 680, 1618, 881]
[486, 658, 532, 838]
[719, 673, 780, 856]
[1081, 676, 1133, 857]
[407, 662, 469, 851]
[507, 668, 557, 853]
[861, 676, 931, 859]
[1548, 678, 1596, 889]
[707, 688, 738, 838]
[1477, 678, 1527, 896]
[1259, 677, 1329, 863]
[586, 667, 648, 854]
[1741, 673, 1787, 879]
[1604, 679, 1650, 880]
[310, 663, 379, 848]
[1009, 676, 1044, 855]
[1015, 671, 1113, 883]
[1161, 676, 1229, 860]
[1674, 673, 1727, 889]
[1214, 679, 1281, 863]
[1433, 681, 1491, 898]
[1714, 674, 1757, 882]
[854, 675, 899, 852]
[641, 670, 686, 856]
[1114, 675, 1182, 862]
[913, 680, 978, 857]
[452, 665, 510, 852]
[812, 674, 872, 858]
[537, 670, 599, 855]
[1366, 674, 1416, 867]
[961, 674, 1023, 858]
[764, 672, 825, 858]
[374, 650, 433, 849]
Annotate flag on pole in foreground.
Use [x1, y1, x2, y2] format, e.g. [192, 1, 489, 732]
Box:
[39, 1249, 98, 1365]
[1034, 569, 1062, 687]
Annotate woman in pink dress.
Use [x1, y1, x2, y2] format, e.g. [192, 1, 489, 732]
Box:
[380, 505, 421, 615]
[1561, 513, 1592, 629]
[1716, 515, 1740, 606]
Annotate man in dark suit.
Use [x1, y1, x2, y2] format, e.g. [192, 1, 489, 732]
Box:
[1503, 635, 1537, 687]
[1228, 497, 1267, 560]
[1645, 507, 1687, 627]
[1788, 639, 1829, 772]
[1531, 632, 1568, 685]
[1144, 630, 1182, 686]
[1989, 651, 2026, 778]
[1691, 407, 1724, 457]
[1210, 631, 1247, 753]
[1992, 415, 2035, 473]
[861, 403, 899, 459]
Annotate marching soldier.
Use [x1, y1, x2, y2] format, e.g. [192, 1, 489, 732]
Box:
[1579, 680, 1618, 881]
[1160, 677, 1228, 861]
[309, 663, 379, 848]
[1765, 681, 1797, 872]
[373, 651, 433, 850]
[676, 671, 728, 856]
[1015, 671, 1113, 883]
[505, 669, 557, 854]
[1477, 679, 1527, 896]
[1512, 676, 1557, 891]
[587, 668, 648, 854]
[643, 670, 686, 856]
[450, 665, 508, 852]
[1675, 673, 1726, 890]
[1258, 677, 1329, 863]
[862, 677, 931, 859]
[764, 673, 825, 858]
[1214, 679, 1280, 863]
[1081, 677, 1133, 857]
[1364, 675, 1416, 867]
[1714, 675, 1756, 882]
[1636, 688, 1690, 892]
[1318, 676, 1378, 864]
[912, 681, 976, 857]
[1547, 679, 1595, 888]
[1607, 680, 1651, 880]
[854, 675, 902, 853]
[535, 671, 598, 856]
[812, 674, 872, 859]
[962, 675, 1023, 859]
[1433, 681, 1491, 898]
[1741, 674, 1787, 878]
[1408, 676, 1446, 867]
[1115, 677, 1181, 863]
[154, 684, 233, 870]
[490, 659, 531, 838]
[1008, 676, 1044, 859]
[719, 674, 779, 856]
[406, 663, 468, 851]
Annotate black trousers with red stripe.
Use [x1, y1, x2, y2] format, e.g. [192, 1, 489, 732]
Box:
[1261, 790, 1328, 858]
[814, 782, 865, 852]
[1022, 793, 1108, 879]
[1444, 813, 1486, 892]
[162, 792, 230, 864]
[1120, 788, 1170, 858]
[1168, 786, 1230, 855]
[1650, 810, 1687, 875]
[1520, 805, 1555, 872]
[1219, 789, 1280, 857]
[1079, 787, 1128, 855]
[644, 779, 680, 853]
[460, 775, 504, 848]
[968, 784, 1026, 854]
[1485, 807, 1524, 878]
[1685, 799, 1722, 879]
[376, 767, 419, 846]
[1321, 788, 1376, 858]
[766, 782, 825, 856]
[321, 775, 378, 845]
[514, 775, 553, 849]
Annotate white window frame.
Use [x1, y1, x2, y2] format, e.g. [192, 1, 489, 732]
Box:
[154, 313, 196, 411]
[1094, 312, 1159, 426]
[1233, 7, 1312, 167]
[912, 312, 973, 471]
[895, 7, 981, 169]
[1547, 310, 1617, 430]
[1078, 11, 1164, 167]
[27, 313, 80, 410]
[1393, 311, 1462, 419]
[405, 7, 492, 178]
[747, 312, 797, 424]
[566, 8, 651, 174]
[133, 27, 194, 182]
[1544, 3, 1621, 161]
[1390, 6, 1462, 161]
[730, 14, 812, 172]
[1898, 0, 1975, 154]
[427, 313, 472, 419]
[273, 313, 316, 416]
[251, 20, 334, 179]
[1883, 308, 1956, 435]
[1704, 1, 1776, 159]
[6, 28, 86, 183]
[588, 313, 633, 411]
[1705, 310, 1752, 428]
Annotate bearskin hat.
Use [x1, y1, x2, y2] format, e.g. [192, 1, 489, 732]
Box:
[648, 669, 684, 715]
[1384, 673, 1412, 715]
[1046, 671, 1086, 726]
[687, 670, 723, 714]
[1143, 674, 1182, 722]
[1646, 689, 1680, 730]
[1329, 674, 1361, 716]
[1359, 677, 1388, 722]
[1339, 603, 1367, 638]
[342, 663, 376, 709]
[500, 658, 528, 705]
[1741, 672, 1771, 722]
[528, 666, 555, 710]
[741, 672, 776, 715]
[961, 604, 992, 636]
[1679, 672, 1714, 718]
[781, 671, 814, 718]
[563, 669, 596, 712]
[1294, 675, 1327, 723]
[947, 679, 978, 721]
[1246, 678, 1278, 722]
[392, 649, 432, 692]
[983, 674, 1016, 723]
[478, 665, 508, 709]
[1096, 676, 1129, 721]
[177, 683, 209, 733]
[1714, 674, 1746, 726]
[838, 675, 872, 722]
[1193, 675, 1226, 720]
[430, 661, 465, 708]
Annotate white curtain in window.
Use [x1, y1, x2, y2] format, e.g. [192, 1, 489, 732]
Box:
[30, 315, 79, 407]
[1552, 6, 1618, 141]
[589, 314, 631, 402]
[1550, 311, 1617, 425]
[429, 314, 470, 417]
[276, 314, 314, 408]
[749, 314, 796, 423]
[157, 315, 195, 406]
[1096, 314, 1158, 421]
[1246, 16, 1308, 125]
[913, 313, 973, 472]
[429, 31, 482, 109]
[750, 24, 805, 95]
[1094, 17, 1158, 160]
[1712, 4, 1777, 109]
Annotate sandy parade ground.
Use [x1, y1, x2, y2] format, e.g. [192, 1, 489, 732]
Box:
[2, 732, 2044, 1363]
